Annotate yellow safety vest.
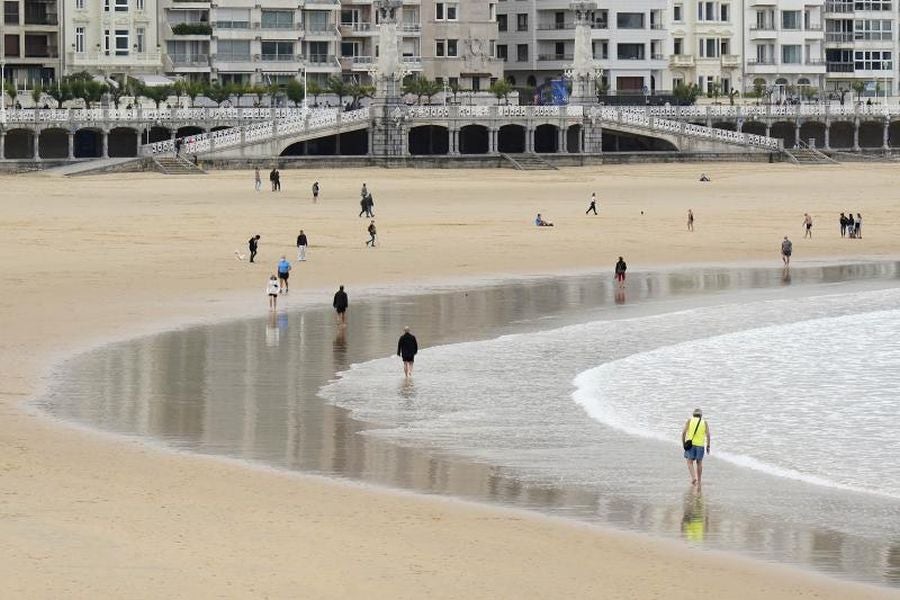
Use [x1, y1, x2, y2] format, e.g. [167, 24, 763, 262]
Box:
[685, 417, 707, 447]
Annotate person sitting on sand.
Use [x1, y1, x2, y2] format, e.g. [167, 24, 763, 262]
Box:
[699, 174, 711, 182]
[535, 213, 554, 227]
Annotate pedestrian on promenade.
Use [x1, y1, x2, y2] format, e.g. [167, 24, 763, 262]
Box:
[267, 275, 280, 311]
[296, 230, 309, 261]
[781, 236, 793, 266]
[615, 256, 627, 287]
[333, 285, 349, 325]
[277, 256, 291, 293]
[366, 220, 377, 247]
[248, 234, 261, 263]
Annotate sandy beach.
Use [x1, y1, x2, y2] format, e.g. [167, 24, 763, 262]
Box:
[2, 163, 899, 599]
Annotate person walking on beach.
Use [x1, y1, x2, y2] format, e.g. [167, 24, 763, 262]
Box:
[803, 213, 813, 238]
[840, 213, 847, 238]
[397, 326, 418, 377]
[296, 230, 309, 262]
[687, 209, 694, 232]
[365, 192, 375, 218]
[269, 168, 276, 191]
[333, 285, 349, 325]
[682, 408, 710, 486]
[273, 169, 281, 192]
[312, 180, 320, 203]
[781, 235, 793, 266]
[359, 196, 368, 218]
[366, 220, 377, 247]
[277, 256, 291, 294]
[248, 234, 261, 263]
[615, 256, 627, 288]
[361, 183, 368, 202]
[254, 168, 261, 192]
[855, 213, 862, 238]
[267, 274, 280, 311]
[586, 192, 598, 215]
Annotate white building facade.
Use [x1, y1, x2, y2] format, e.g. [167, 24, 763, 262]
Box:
[62, 0, 163, 76]
[824, 0, 897, 96]
[669, 0, 744, 95]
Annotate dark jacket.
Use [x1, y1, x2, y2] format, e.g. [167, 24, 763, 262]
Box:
[615, 260, 627, 274]
[297, 234, 308, 247]
[333, 290, 348, 311]
[249, 237, 258, 251]
[397, 332, 418, 360]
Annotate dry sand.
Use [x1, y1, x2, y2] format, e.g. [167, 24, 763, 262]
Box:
[1, 163, 898, 599]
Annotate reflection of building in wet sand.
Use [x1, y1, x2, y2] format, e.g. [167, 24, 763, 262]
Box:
[45, 262, 900, 588]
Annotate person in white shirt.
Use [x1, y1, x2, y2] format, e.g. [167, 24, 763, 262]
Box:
[266, 275, 280, 311]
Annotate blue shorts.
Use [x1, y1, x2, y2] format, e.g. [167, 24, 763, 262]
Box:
[684, 446, 705, 461]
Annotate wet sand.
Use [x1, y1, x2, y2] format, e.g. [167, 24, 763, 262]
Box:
[2, 164, 900, 598]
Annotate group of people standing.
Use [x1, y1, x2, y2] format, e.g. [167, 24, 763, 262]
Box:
[840, 212, 863, 239]
[253, 167, 282, 192]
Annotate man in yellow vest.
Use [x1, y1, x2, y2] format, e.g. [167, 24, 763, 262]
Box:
[682, 408, 711, 486]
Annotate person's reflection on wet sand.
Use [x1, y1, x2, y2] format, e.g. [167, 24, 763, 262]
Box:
[399, 378, 416, 406]
[615, 287, 626, 305]
[782, 265, 792, 285]
[332, 328, 348, 371]
[265, 312, 280, 347]
[681, 487, 708, 543]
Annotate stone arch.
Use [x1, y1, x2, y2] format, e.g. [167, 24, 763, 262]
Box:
[211, 126, 232, 132]
[712, 121, 736, 131]
[498, 124, 526, 153]
[147, 126, 172, 144]
[4, 128, 35, 159]
[566, 124, 582, 153]
[889, 121, 900, 147]
[741, 121, 766, 136]
[601, 131, 677, 152]
[74, 128, 103, 158]
[829, 121, 854, 149]
[769, 121, 796, 148]
[39, 127, 69, 159]
[281, 134, 337, 156]
[109, 127, 139, 157]
[459, 124, 489, 154]
[338, 129, 368, 155]
[176, 126, 205, 138]
[799, 122, 826, 149]
[534, 124, 559, 153]
[408, 125, 449, 155]
[858, 121, 883, 148]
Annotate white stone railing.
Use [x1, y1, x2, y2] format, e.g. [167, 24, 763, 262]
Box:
[639, 104, 899, 120]
[2, 106, 311, 125]
[142, 107, 369, 156]
[592, 107, 782, 150]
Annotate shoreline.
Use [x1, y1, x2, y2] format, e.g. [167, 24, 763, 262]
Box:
[3, 165, 900, 598]
[31, 260, 900, 594]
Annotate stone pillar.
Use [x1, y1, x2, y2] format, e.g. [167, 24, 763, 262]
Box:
[67, 131, 75, 159]
[883, 119, 890, 150]
[33, 130, 40, 160]
[824, 122, 831, 150]
[0, 131, 5, 160]
[367, 125, 374, 156]
[400, 126, 409, 156]
[794, 121, 801, 148]
[765, 123, 771, 138]
[449, 128, 458, 155]
[853, 119, 860, 151]
[526, 127, 534, 153]
[489, 128, 498, 154]
[558, 126, 568, 153]
[102, 130, 109, 158]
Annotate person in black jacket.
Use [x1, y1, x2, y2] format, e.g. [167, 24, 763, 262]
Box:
[248, 234, 261, 263]
[397, 326, 418, 377]
[333, 285, 348, 325]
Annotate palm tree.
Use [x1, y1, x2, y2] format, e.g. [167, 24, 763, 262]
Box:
[285, 79, 305, 107]
[205, 82, 231, 107]
[326, 76, 350, 108]
[489, 79, 513, 105]
[306, 80, 324, 106]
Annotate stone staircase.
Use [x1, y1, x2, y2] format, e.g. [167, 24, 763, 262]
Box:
[502, 153, 558, 171]
[152, 156, 207, 175]
[783, 144, 838, 165]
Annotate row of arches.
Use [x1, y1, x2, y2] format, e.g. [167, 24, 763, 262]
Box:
[707, 120, 900, 149]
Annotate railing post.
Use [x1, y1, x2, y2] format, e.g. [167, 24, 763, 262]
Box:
[68, 130, 74, 159]
[102, 129, 109, 158]
[0, 131, 5, 159]
[33, 128, 40, 160]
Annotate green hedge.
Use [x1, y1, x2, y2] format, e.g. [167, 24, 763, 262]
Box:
[172, 22, 212, 35]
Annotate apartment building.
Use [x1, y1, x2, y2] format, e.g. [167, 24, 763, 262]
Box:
[337, 0, 421, 84]
[62, 0, 163, 76]
[2, 0, 61, 85]
[669, 0, 743, 95]
[743, 0, 826, 95]
[496, 0, 668, 94]
[824, 0, 897, 95]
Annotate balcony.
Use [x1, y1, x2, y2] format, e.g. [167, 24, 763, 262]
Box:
[747, 57, 776, 65]
[400, 23, 421, 34]
[826, 32, 853, 43]
[70, 49, 163, 67]
[827, 61, 854, 72]
[537, 22, 574, 30]
[670, 54, 695, 67]
[305, 23, 338, 38]
[260, 53, 301, 62]
[304, 0, 340, 7]
[824, 1, 853, 13]
[170, 53, 211, 69]
[339, 21, 374, 36]
[171, 22, 212, 35]
[537, 53, 573, 61]
[721, 54, 740, 68]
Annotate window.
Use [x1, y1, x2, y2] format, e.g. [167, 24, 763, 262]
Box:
[516, 43, 528, 62]
[699, 38, 718, 58]
[616, 12, 644, 29]
[435, 2, 458, 21]
[104, 0, 109, 12]
[114, 0, 127, 12]
[215, 8, 250, 29]
[516, 13, 527, 31]
[4, 33, 19, 56]
[3, 1, 18, 24]
[673, 38, 683, 55]
[854, 1, 891, 9]
[673, 4, 682, 21]
[781, 44, 801, 64]
[855, 19, 892, 41]
[594, 40, 608, 59]
[855, 50, 892, 70]
[75, 26, 85, 53]
[435, 39, 445, 57]
[720, 39, 730, 55]
[489, 3, 495, 21]
[447, 39, 458, 57]
[617, 43, 644, 60]
[217, 39, 251, 61]
[471, 76, 480, 92]
[136, 27, 145, 52]
[261, 41, 294, 61]
[697, 2, 716, 21]
[115, 29, 129, 55]
[340, 41, 359, 57]
[496, 43, 507, 61]
[306, 11, 329, 32]
[497, 14, 506, 31]
[75, 0, 85, 10]
[781, 11, 800, 30]
[137, 0, 144, 9]
[261, 10, 293, 29]
[104, 29, 110, 54]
